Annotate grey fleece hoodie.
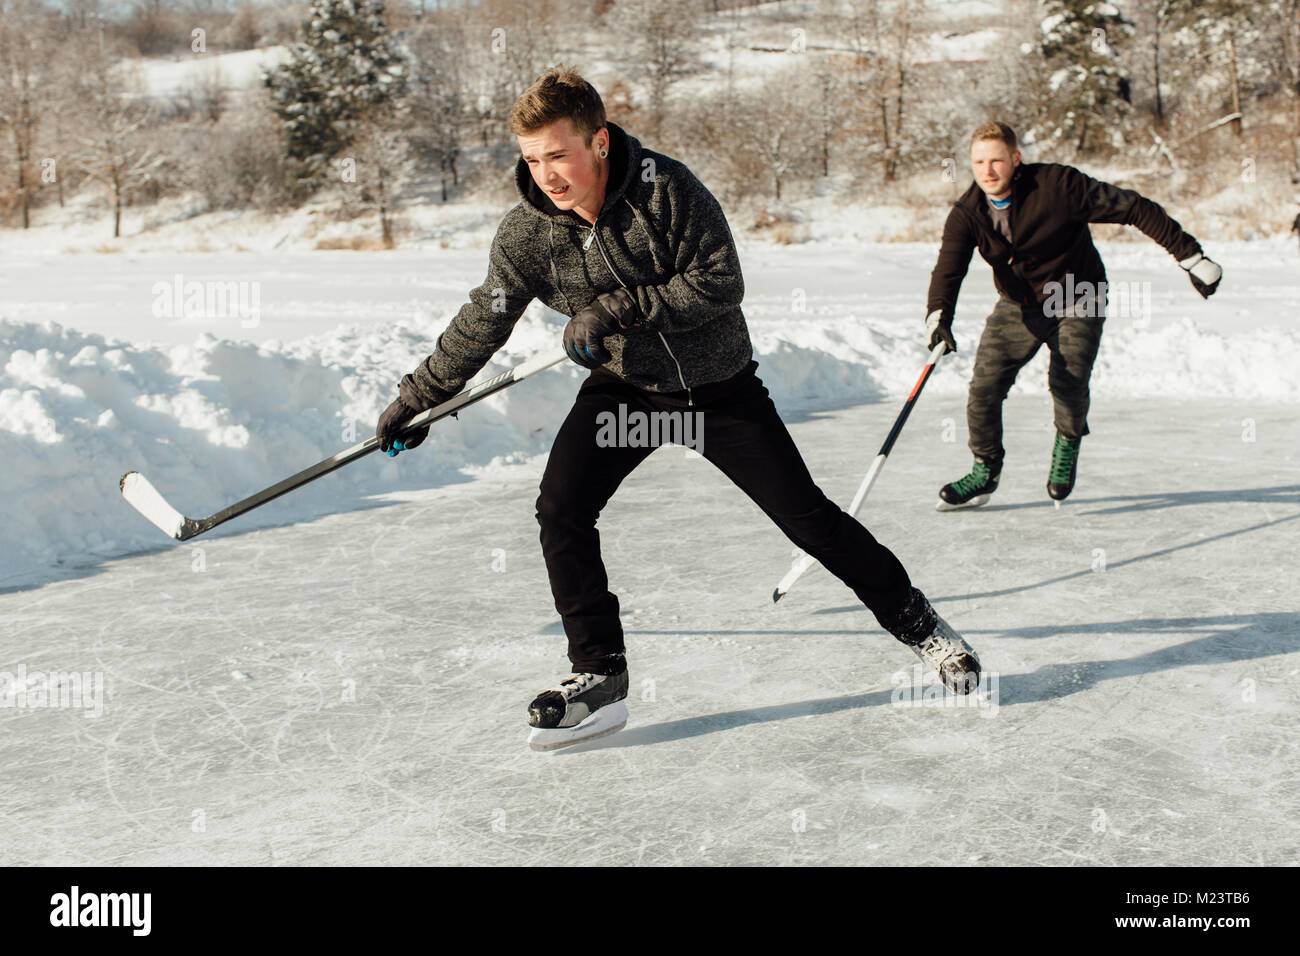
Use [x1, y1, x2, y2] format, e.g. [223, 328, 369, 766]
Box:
[403, 123, 753, 405]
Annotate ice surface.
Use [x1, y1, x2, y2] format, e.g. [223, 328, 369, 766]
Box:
[0, 394, 1295, 865]
[1, 234, 1296, 864]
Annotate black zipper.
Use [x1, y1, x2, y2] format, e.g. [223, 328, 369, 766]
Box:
[587, 219, 694, 406]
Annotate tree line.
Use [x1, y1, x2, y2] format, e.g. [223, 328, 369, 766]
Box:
[2, 0, 1296, 241]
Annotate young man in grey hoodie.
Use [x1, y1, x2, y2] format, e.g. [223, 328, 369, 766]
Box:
[377, 68, 981, 749]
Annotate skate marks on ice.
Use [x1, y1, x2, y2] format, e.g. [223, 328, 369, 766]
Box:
[800, 508, 1300, 609]
[980, 611, 1300, 707]
[557, 606, 1297, 748]
[2, 397, 1297, 865]
[936, 482, 1300, 516]
[552, 683, 899, 753]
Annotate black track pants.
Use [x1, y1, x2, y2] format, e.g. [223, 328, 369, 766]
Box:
[536, 361, 914, 671]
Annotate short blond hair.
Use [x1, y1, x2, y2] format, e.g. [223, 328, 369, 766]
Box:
[508, 67, 606, 143]
[970, 121, 1018, 152]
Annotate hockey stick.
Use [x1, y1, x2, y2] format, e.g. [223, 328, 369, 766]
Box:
[772, 341, 948, 603]
[121, 346, 570, 542]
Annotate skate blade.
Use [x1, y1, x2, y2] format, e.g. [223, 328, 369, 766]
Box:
[1054, 499, 1062, 510]
[528, 700, 629, 752]
[935, 494, 991, 512]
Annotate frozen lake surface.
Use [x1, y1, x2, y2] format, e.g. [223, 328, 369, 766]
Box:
[3, 392, 1295, 865]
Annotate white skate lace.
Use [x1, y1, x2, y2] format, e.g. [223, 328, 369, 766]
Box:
[559, 673, 596, 698]
[919, 633, 961, 666]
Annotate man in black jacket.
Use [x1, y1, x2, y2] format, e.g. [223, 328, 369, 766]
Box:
[926, 121, 1221, 509]
[376, 68, 983, 749]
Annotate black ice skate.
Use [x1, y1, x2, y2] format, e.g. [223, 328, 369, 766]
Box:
[1047, 433, 1081, 503]
[887, 588, 982, 694]
[527, 667, 629, 751]
[936, 458, 1000, 511]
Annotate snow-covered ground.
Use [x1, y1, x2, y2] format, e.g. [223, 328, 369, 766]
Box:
[2, 239, 1297, 586]
[121, 46, 288, 102]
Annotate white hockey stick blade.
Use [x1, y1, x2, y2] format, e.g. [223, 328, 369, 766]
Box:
[120, 472, 186, 539]
[772, 551, 817, 603]
[527, 700, 629, 752]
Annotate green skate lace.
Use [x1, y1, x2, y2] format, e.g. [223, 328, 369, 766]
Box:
[951, 461, 993, 497]
[1049, 435, 1080, 484]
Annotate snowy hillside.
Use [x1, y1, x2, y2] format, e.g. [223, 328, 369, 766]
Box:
[121, 46, 289, 102]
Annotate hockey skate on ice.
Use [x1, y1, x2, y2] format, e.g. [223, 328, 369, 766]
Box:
[888, 588, 982, 695]
[1047, 433, 1081, 503]
[527, 668, 629, 751]
[936, 458, 1000, 511]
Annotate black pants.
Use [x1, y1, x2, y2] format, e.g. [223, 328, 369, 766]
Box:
[967, 295, 1106, 462]
[536, 360, 913, 672]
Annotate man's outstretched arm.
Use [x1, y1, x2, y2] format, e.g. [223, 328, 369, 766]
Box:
[1065, 167, 1221, 298]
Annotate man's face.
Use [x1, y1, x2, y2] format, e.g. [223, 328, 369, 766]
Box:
[970, 139, 1021, 200]
[517, 119, 609, 219]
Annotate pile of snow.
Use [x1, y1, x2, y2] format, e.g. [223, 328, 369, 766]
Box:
[2, 299, 1297, 585]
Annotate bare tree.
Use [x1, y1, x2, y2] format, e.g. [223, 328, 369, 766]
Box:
[685, 68, 819, 204]
[406, 16, 469, 201]
[1254, 0, 1300, 180]
[124, 0, 183, 56]
[837, 0, 922, 181]
[346, 111, 413, 248]
[67, 33, 165, 237]
[605, 0, 702, 139]
[1181, 1, 1256, 137]
[0, 0, 56, 228]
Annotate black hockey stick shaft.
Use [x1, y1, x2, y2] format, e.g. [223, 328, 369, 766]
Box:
[124, 348, 568, 541]
[876, 340, 946, 459]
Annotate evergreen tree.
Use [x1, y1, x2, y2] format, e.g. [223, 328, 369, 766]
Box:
[263, 0, 406, 182]
[1037, 0, 1136, 154]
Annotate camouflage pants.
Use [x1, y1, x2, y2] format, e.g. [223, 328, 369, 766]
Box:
[967, 294, 1105, 462]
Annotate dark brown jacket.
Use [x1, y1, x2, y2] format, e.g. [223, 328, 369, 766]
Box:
[926, 162, 1202, 319]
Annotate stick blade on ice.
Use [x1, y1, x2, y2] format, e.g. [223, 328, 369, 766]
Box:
[773, 551, 817, 602]
[120, 471, 185, 539]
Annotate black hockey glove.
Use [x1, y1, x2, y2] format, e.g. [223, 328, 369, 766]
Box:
[925, 310, 956, 354]
[1179, 252, 1222, 299]
[376, 398, 427, 456]
[376, 375, 449, 456]
[564, 288, 641, 370]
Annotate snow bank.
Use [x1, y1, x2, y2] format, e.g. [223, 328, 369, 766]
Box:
[2, 303, 1296, 585]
